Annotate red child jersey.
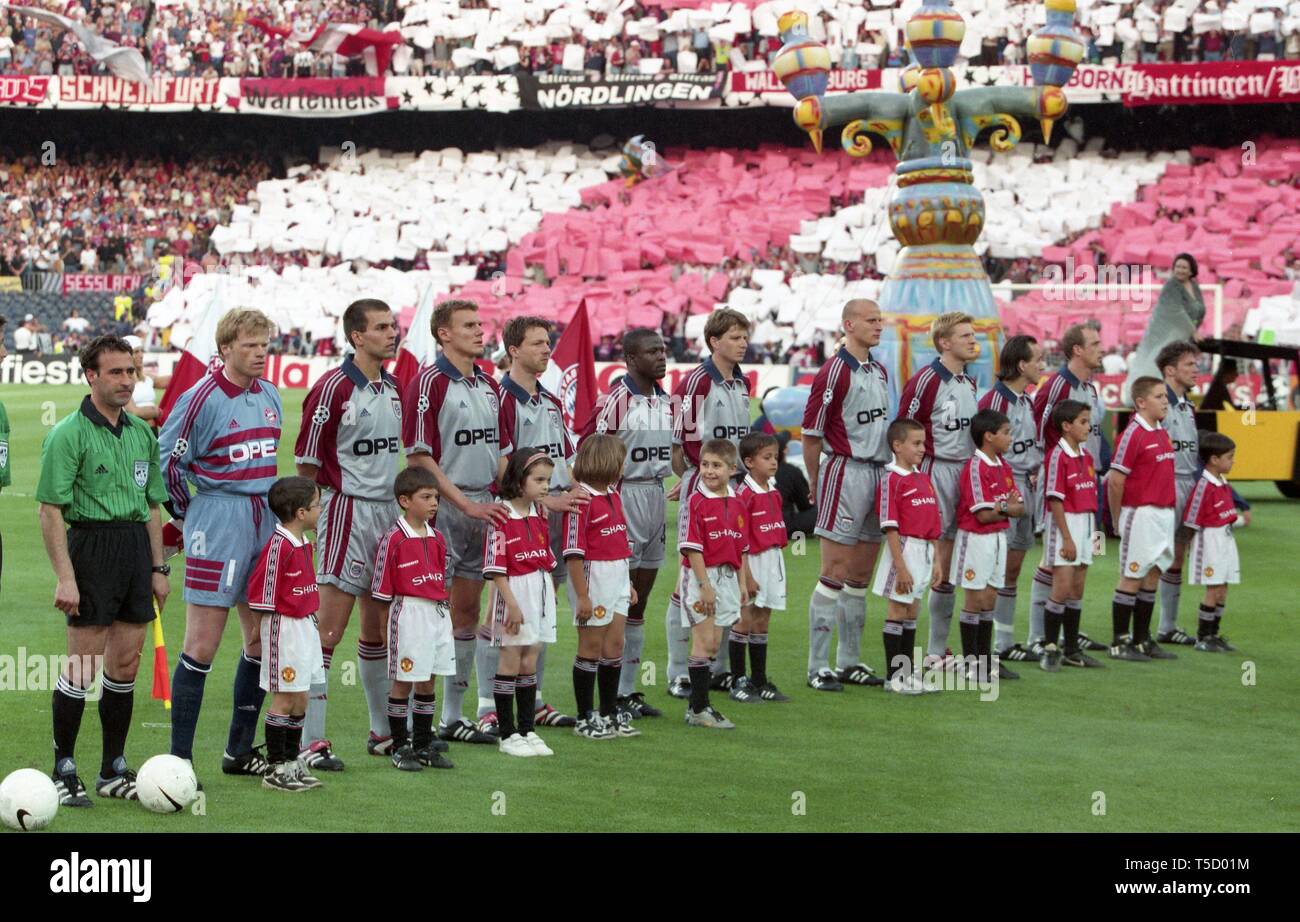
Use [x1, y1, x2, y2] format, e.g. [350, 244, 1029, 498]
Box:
[738, 475, 787, 553]
[677, 482, 748, 570]
[371, 517, 450, 603]
[247, 526, 319, 618]
[483, 501, 556, 578]
[562, 484, 632, 561]
[1111, 415, 1176, 508]
[1043, 442, 1098, 515]
[878, 462, 942, 540]
[957, 450, 1019, 534]
[1183, 471, 1236, 530]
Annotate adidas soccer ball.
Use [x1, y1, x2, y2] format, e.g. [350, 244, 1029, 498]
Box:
[0, 769, 59, 831]
[135, 755, 198, 814]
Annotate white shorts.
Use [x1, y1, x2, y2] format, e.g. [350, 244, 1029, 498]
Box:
[387, 595, 455, 682]
[566, 557, 632, 627]
[260, 613, 325, 694]
[872, 536, 935, 604]
[1117, 506, 1176, 580]
[1187, 526, 1240, 585]
[489, 569, 558, 647]
[1043, 511, 1095, 568]
[950, 529, 1007, 590]
[679, 563, 741, 629]
[1007, 472, 1042, 550]
[747, 547, 787, 611]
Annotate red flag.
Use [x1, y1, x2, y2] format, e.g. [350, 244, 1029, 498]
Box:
[540, 298, 598, 435]
[157, 279, 227, 425]
[394, 283, 438, 389]
[246, 18, 406, 76]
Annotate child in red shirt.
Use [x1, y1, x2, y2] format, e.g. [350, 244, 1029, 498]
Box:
[248, 476, 323, 793]
[562, 434, 639, 740]
[372, 467, 455, 772]
[1185, 432, 1240, 652]
[728, 433, 790, 703]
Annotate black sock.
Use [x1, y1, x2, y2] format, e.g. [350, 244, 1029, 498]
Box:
[1064, 602, 1083, 655]
[901, 622, 917, 671]
[728, 633, 747, 677]
[52, 675, 88, 771]
[1214, 603, 1224, 635]
[169, 653, 211, 761]
[516, 673, 537, 734]
[883, 621, 904, 680]
[494, 675, 517, 738]
[1045, 600, 1066, 647]
[264, 713, 289, 764]
[412, 693, 436, 749]
[749, 633, 768, 686]
[1197, 604, 1215, 639]
[1111, 591, 1135, 644]
[572, 657, 597, 717]
[977, 616, 993, 661]
[226, 652, 265, 758]
[287, 715, 304, 759]
[959, 612, 980, 659]
[387, 696, 409, 747]
[1133, 590, 1156, 644]
[688, 656, 710, 713]
[596, 658, 621, 718]
[98, 673, 135, 778]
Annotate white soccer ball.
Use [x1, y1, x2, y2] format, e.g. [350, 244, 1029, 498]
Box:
[0, 769, 59, 831]
[135, 755, 199, 814]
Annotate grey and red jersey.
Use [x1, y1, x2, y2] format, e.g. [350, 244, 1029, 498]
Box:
[1032, 366, 1105, 462]
[801, 346, 890, 463]
[978, 381, 1041, 476]
[1164, 384, 1200, 478]
[897, 358, 979, 463]
[672, 357, 750, 469]
[579, 375, 673, 481]
[402, 353, 512, 491]
[499, 373, 574, 490]
[295, 355, 402, 501]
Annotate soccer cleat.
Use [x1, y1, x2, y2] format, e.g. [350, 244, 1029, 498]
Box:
[1039, 643, 1062, 672]
[620, 692, 662, 718]
[1077, 633, 1108, 652]
[293, 760, 322, 790]
[666, 676, 691, 699]
[705, 706, 735, 729]
[999, 643, 1037, 662]
[837, 663, 886, 687]
[728, 676, 762, 703]
[1194, 637, 1220, 652]
[995, 661, 1020, 680]
[534, 704, 577, 728]
[1213, 634, 1237, 652]
[53, 763, 92, 808]
[1138, 640, 1177, 660]
[222, 744, 272, 777]
[438, 719, 496, 744]
[391, 744, 422, 772]
[1066, 651, 1105, 667]
[574, 712, 616, 740]
[1156, 629, 1196, 646]
[757, 682, 791, 702]
[612, 709, 641, 738]
[499, 733, 537, 757]
[1108, 638, 1152, 662]
[367, 732, 394, 756]
[886, 674, 924, 695]
[522, 732, 555, 756]
[262, 763, 309, 792]
[95, 768, 139, 801]
[299, 739, 345, 772]
[1028, 641, 1048, 657]
[476, 712, 501, 739]
[807, 669, 844, 692]
[416, 743, 456, 768]
[709, 671, 735, 691]
[685, 706, 735, 729]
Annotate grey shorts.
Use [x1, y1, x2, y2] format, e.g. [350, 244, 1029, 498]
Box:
[317, 490, 401, 596]
[547, 494, 567, 585]
[438, 488, 491, 581]
[622, 480, 667, 569]
[921, 457, 965, 542]
[1174, 475, 1196, 541]
[1006, 472, 1042, 552]
[813, 456, 884, 545]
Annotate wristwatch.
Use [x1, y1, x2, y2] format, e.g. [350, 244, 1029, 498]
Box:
[152, 564, 171, 575]
[998, 500, 1009, 516]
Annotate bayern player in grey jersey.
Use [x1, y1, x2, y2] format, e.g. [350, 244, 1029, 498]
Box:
[294, 300, 401, 767]
[801, 299, 892, 692]
[666, 309, 752, 698]
[578, 328, 671, 718]
[1155, 341, 1204, 647]
[895, 312, 980, 664]
[978, 335, 1045, 671]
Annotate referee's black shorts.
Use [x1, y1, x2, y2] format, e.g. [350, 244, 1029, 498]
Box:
[67, 522, 154, 627]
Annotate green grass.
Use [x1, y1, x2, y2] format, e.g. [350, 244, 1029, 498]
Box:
[1, 383, 1297, 832]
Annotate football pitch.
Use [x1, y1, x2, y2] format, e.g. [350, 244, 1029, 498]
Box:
[0, 384, 1296, 833]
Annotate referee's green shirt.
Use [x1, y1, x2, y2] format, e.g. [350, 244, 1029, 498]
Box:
[0, 400, 10, 490]
[37, 396, 167, 523]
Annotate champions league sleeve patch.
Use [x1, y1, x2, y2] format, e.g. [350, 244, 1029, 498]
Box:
[417, 394, 430, 414]
[170, 438, 189, 460]
[312, 405, 330, 425]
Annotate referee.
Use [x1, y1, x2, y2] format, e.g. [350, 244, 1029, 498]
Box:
[37, 335, 171, 807]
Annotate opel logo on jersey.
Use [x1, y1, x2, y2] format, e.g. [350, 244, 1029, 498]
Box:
[943, 418, 972, 432]
[454, 427, 496, 446]
[353, 437, 400, 455]
[631, 446, 671, 462]
[712, 425, 748, 440]
[1011, 438, 1035, 454]
[229, 439, 277, 463]
[857, 407, 887, 425]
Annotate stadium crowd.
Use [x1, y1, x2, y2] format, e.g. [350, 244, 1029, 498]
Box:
[2, 0, 1298, 79]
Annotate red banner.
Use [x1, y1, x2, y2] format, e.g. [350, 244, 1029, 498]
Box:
[63, 274, 142, 294]
[0, 75, 51, 104]
[227, 77, 396, 115]
[1124, 61, 1300, 107]
[56, 75, 219, 107]
[730, 69, 885, 95]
